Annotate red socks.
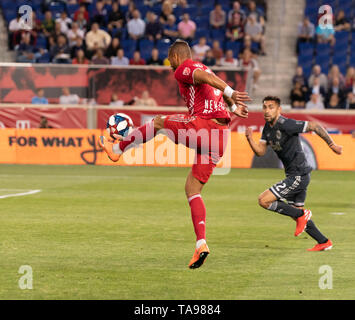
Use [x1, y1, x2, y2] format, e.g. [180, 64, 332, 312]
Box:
[188, 193, 206, 241]
[118, 120, 156, 153]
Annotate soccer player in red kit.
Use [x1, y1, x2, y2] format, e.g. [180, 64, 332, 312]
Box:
[99, 40, 250, 269]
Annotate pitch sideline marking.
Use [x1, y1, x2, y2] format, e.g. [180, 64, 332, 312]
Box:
[0, 189, 42, 199]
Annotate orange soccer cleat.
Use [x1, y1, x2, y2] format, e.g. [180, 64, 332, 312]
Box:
[98, 136, 121, 162]
[188, 243, 210, 269]
[294, 209, 312, 237]
[307, 239, 333, 251]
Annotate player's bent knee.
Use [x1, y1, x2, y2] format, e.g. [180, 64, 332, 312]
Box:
[258, 195, 270, 209]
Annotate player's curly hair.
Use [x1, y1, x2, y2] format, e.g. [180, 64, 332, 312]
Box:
[263, 96, 281, 106]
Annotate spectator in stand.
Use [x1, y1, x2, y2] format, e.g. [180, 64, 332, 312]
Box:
[316, 14, 335, 46]
[8, 13, 27, 50]
[228, 1, 246, 24]
[56, 11, 72, 34]
[226, 12, 245, 42]
[59, 87, 80, 104]
[211, 40, 224, 65]
[325, 77, 346, 108]
[31, 89, 48, 104]
[67, 22, 85, 47]
[74, 4, 90, 24]
[134, 90, 157, 106]
[111, 48, 129, 65]
[246, 0, 265, 28]
[296, 17, 315, 52]
[127, 9, 146, 40]
[51, 21, 65, 44]
[308, 65, 328, 90]
[160, 0, 174, 24]
[85, 22, 112, 54]
[326, 93, 345, 109]
[239, 34, 258, 55]
[75, 11, 88, 32]
[177, 13, 196, 42]
[346, 91, 355, 109]
[328, 65, 345, 89]
[41, 11, 55, 37]
[91, 0, 108, 27]
[129, 50, 146, 65]
[163, 14, 179, 41]
[290, 81, 307, 109]
[245, 15, 266, 55]
[15, 33, 36, 63]
[70, 36, 86, 59]
[39, 116, 52, 128]
[345, 67, 355, 90]
[202, 50, 216, 67]
[145, 11, 164, 41]
[292, 66, 308, 87]
[72, 49, 90, 64]
[105, 37, 121, 58]
[239, 48, 261, 90]
[91, 48, 110, 64]
[107, 1, 125, 32]
[209, 3, 226, 30]
[125, 2, 137, 22]
[220, 49, 238, 67]
[147, 48, 163, 65]
[192, 37, 210, 62]
[110, 93, 124, 106]
[334, 10, 351, 32]
[309, 76, 326, 100]
[306, 93, 325, 110]
[50, 34, 71, 64]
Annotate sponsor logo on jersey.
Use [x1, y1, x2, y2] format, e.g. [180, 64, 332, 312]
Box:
[183, 67, 191, 76]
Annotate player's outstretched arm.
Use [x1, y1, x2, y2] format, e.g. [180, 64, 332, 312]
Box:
[245, 127, 267, 156]
[193, 69, 251, 108]
[306, 121, 343, 155]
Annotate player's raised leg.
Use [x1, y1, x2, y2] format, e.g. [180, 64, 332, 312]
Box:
[99, 115, 165, 162]
[185, 170, 210, 269]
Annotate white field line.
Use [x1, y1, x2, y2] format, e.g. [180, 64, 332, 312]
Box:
[0, 189, 42, 199]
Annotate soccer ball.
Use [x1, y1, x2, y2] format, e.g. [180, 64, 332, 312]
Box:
[106, 113, 134, 140]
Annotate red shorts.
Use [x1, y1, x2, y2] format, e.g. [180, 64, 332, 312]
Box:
[163, 114, 229, 183]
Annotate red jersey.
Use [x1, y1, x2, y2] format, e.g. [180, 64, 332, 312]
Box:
[174, 59, 231, 122]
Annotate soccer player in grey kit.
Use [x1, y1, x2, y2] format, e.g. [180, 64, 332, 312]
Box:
[245, 96, 343, 251]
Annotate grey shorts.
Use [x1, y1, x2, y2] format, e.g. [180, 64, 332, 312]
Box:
[269, 173, 311, 207]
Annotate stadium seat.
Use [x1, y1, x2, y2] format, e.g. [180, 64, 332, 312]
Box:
[225, 41, 242, 57]
[121, 39, 137, 59]
[332, 56, 347, 75]
[210, 28, 225, 41]
[335, 31, 350, 47]
[138, 39, 155, 60]
[67, 4, 80, 18]
[36, 36, 47, 49]
[298, 42, 314, 57]
[156, 40, 171, 59]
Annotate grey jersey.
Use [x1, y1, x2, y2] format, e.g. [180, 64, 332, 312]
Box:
[260, 116, 312, 176]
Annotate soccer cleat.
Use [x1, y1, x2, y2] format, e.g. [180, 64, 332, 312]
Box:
[188, 243, 210, 269]
[307, 239, 333, 251]
[294, 209, 312, 237]
[98, 136, 121, 162]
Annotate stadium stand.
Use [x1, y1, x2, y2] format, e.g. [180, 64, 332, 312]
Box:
[294, 0, 355, 109]
[0, 0, 266, 73]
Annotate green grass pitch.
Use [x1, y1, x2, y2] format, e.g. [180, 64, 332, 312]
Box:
[0, 164, 354, 300]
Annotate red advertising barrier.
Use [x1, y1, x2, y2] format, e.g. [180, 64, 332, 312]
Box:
[0, 106, 87, 129]
[98, 108, 355, 133]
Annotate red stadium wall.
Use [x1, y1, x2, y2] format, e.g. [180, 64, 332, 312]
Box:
[0, 129, 354, 170]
